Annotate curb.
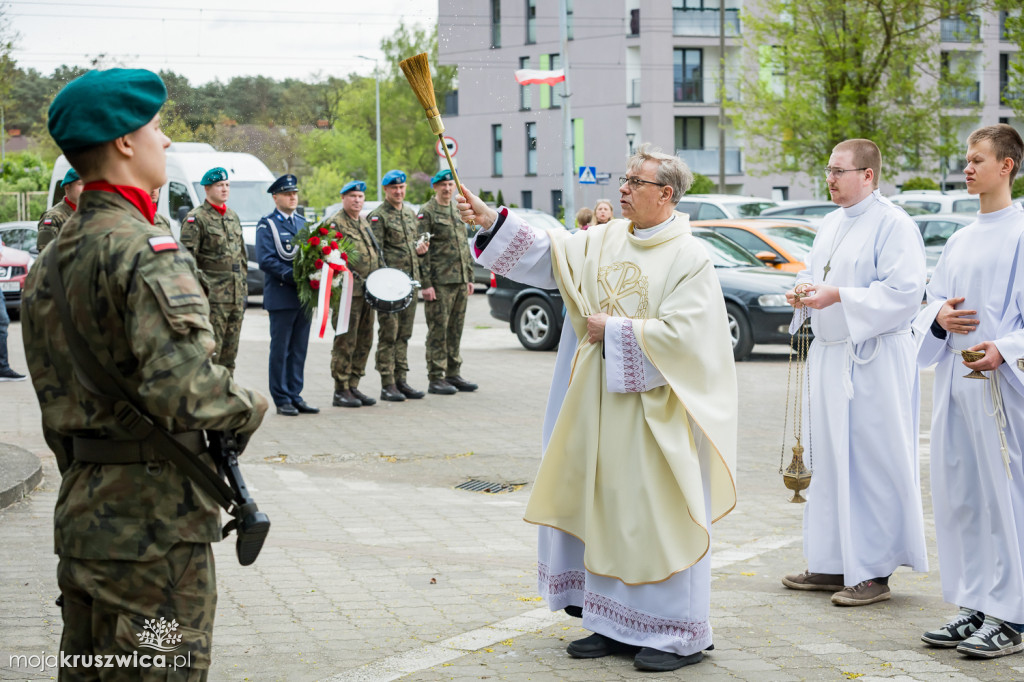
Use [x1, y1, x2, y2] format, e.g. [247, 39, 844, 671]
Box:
[0, 442, 43, 511]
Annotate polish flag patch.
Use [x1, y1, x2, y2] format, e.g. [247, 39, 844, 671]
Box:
[370, 216, 379, 222]
[186, 216, 196, 223]
[417, 213, 425, 219]
[43, 219, 53, 225]
[148, 236, 179, 252]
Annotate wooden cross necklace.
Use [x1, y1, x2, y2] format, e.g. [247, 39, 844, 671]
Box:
[822, 215, 862, 281]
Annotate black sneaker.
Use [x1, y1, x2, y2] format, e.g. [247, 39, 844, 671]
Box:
[0, 367, 26, 382]
[956, 616, 1024, 658]
[922, 608, 984, 648]
[633, 647, 704, 671]
[566, 633, 639, 659]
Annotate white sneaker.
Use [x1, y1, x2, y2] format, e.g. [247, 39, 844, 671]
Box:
[956, 616, 1024, 658]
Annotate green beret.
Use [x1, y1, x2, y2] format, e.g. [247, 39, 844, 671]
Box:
[431, 169, 453, 185]
[201, 167, 228, 186]
[61, 168, 80, 186]
[48, 69, 168, 152]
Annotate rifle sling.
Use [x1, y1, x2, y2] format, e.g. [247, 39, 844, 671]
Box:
[44, 245, 236, 512]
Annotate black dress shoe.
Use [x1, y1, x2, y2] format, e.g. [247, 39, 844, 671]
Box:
[564, 605, 583, 618]
[349, 387, 377, 406]
[380, 384, 406, 402]
[332, 390, 361, 408]
[445, 375, 478, 392]
[427, 379, 458, 395]
[395, 380, 425, 399]
[567, 633, 640, 659]
[293, 400, 320, 414]
[276, 404, 299, 416]
[633, 648, 704, 672]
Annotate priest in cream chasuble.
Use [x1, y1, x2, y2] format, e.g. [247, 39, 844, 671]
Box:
[462, 146, 737, 668]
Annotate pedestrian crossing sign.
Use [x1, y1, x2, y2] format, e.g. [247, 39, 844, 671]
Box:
[578, 166, 597, 184]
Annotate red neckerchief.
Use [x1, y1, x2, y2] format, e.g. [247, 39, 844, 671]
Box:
[63, 197, 77, 211]
[82, 181, 156, 225]
[206, 199, 227, 216]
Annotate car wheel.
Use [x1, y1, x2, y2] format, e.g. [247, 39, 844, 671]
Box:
[514, 296, 559, 351]
[726, 303, 754, 361]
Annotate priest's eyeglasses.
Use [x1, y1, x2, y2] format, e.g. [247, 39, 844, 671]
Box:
[824, 167, 868, 179]
[619, 176, 664, 190]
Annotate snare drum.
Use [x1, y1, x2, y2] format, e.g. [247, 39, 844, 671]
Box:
[364, 268, 416, 313]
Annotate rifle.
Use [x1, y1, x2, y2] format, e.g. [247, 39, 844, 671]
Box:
[207, 431, 271, 566]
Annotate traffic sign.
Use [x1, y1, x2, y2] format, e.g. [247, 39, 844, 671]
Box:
[595, 172, 612, 185]
[578, 166, 597, 184]
[436, 136, 458, 157]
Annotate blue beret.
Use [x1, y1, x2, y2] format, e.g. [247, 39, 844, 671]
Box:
[268, 174, 298, 194]
[340, 181, 367, 195]
[201, 167, 228, 186]
[61, 168, 80, 186]
[381, 169, 407, 186]
[431, 169, 454, 185]
[48, 69, 167, 152]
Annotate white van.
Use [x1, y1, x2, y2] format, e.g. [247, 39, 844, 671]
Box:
[48, 142, 277, 295]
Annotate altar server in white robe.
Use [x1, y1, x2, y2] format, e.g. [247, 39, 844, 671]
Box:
[915, 124, 1024, 659]
[782, 138, 928, 606]
[461, 145, 738, 673]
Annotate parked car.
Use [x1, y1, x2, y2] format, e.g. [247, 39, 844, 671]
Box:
[692, 219, 816, 272]
[487, 226, 800, 360]
[759, 201, 837, 219]
[470, 208, 566, 287]
[0, 243, 32, 316]
[888, 190, 979, 215]
[0, 221, 39, 256]
[912, 213, 974, 279]
[676, 195, 778, 220]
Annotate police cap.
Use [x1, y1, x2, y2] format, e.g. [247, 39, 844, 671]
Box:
[61, 168, 81, 187]
[268, 174, 298, 194]
[381, 170, 406, 186]
[431, 169, 454, 185]
[201, 167, 228, 186]
[340, 181, 366, 195]
[48, 69, 167, 152]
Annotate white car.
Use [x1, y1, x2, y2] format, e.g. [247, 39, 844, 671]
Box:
[676, 195, 778, 220]
[888, 190, 979, 215]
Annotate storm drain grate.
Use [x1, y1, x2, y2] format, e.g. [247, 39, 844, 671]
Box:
[455, 479, 523, 494]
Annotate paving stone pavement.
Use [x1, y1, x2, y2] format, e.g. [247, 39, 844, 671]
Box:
[2, 294, 1023, 681]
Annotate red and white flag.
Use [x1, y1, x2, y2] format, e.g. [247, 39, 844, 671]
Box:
[514, 69, 565, 86]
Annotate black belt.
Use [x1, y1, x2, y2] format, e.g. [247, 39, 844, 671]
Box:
[72, 430, 205, 464]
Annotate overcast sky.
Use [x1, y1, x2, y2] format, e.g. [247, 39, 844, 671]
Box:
[8, 0, 440, 84]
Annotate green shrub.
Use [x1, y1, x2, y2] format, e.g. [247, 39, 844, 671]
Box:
[901, 176, 939, 191]
[688, 173, 716, 195]
[1013, 176, 1024, 199]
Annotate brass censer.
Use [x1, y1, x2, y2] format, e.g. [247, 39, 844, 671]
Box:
[959, 349, 987, 380]
[781, 304, 813, 503]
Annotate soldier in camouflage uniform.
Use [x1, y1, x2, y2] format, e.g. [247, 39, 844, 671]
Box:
[22, 68, 267, 681]
[179, 167, 248, 374]
[369, 169, 428, 402]
[37, 167, 84, 250]
[418, 169, 478, 395]
[328, 181, 382, 408]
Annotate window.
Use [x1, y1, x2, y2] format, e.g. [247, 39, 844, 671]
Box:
[169, 182, 194, 223]
[521, 190, 533, 209]
[674, 48, 703, 102]
[547, 53, 563, 108]
[526, 0, 537, 44]
[492, 124, 503, 177]
[716, 228, 776, 258]
[526, 122, 538, 175]
[519, 57, 531, 110]
[551, 189, 563, 218]
[675, 117, 703, 150]
[491, 0, 501, 47]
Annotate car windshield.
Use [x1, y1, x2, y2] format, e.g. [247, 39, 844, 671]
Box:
[763, 226, 815, 259]
[724, 201, 777, 217]
[694, 231, 763, 267]
[193, 181, 276, 223]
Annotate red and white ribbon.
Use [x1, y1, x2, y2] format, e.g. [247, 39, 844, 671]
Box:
[314, 261, 353, 338]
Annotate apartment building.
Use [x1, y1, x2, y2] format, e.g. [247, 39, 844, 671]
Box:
[437, 1, 1020, 213]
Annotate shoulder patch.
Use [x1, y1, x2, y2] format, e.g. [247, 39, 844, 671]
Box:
[148, 236, 179, 253]
[186, 216, 196, 223]
[417, 214, 425, 220]
[370, 216, 380, 222]
[43, 219, 53, 225]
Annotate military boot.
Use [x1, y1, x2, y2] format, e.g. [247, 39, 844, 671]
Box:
[333, 390, 361, 408]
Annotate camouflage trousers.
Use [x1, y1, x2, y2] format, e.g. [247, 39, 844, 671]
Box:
[331, 296, 374, 391]
[423, 283, 469, 381]
[376, 296, 418, 386]
[209, 301, 244, 374]
[56, 542, 216, 681]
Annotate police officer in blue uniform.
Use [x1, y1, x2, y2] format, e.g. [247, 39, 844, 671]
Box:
[255, 174, 320, 416]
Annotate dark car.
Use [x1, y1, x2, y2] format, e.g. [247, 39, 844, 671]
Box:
[487, 227, 801, 360]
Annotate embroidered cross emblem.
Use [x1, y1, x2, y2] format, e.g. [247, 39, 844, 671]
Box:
[598, 261, 649, 318]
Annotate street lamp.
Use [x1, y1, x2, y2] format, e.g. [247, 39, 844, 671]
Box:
[626, 132, 635, 155]
[357, 55, 382, 202]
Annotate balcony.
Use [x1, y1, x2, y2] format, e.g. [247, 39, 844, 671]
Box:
[940, 16, 980, 42]
[676, 148, 743, 175]
[941, 82, 980, 106]
[673, 8, 740, 37]
[675, 79, 703, 103]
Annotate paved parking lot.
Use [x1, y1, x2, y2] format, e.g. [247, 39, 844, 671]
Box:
[2, 294, 1022, 681]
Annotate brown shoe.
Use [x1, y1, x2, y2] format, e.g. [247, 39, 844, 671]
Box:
[831, 579, 891, 606]
[782, 570, 845, 592]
